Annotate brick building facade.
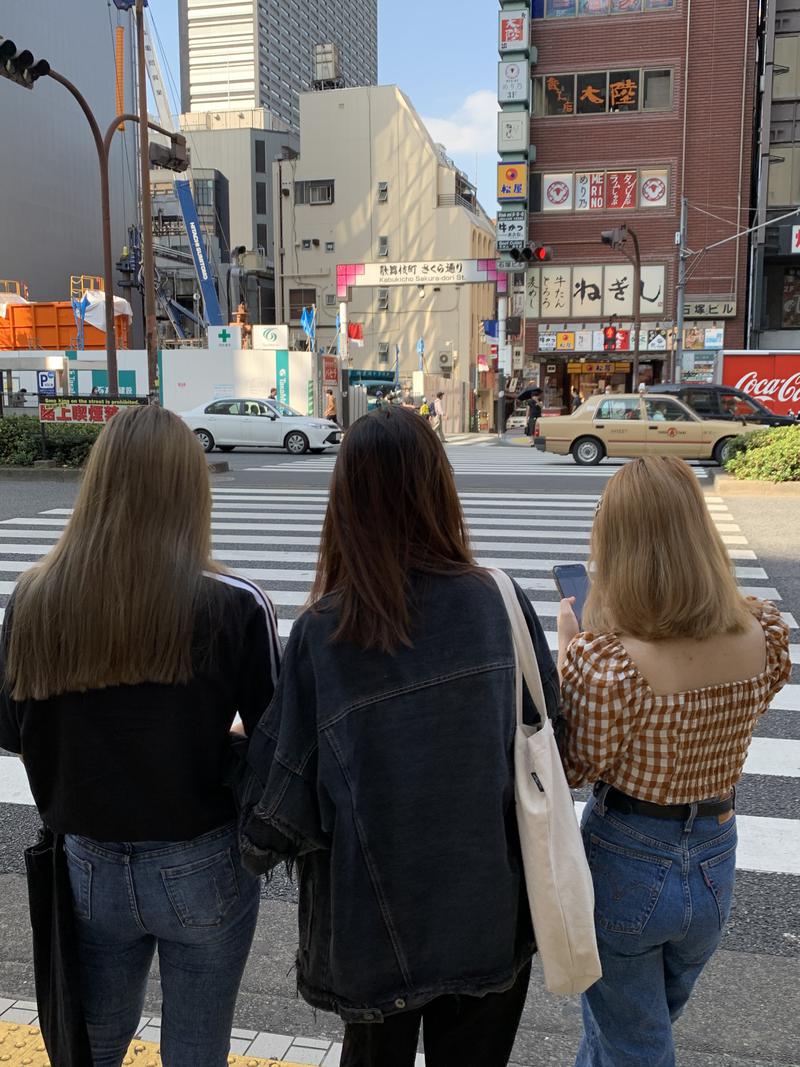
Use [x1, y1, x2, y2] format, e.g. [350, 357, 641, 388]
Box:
[522, 0, 757, 410]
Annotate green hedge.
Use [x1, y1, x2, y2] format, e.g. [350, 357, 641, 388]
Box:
[724, 425, 800, 483]
[0, 415, 102, 468]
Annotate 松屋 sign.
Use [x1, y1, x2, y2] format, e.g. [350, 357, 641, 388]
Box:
[498, 163, 528, 202]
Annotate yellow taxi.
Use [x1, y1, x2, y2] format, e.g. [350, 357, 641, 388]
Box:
[532, 392, 763, 466]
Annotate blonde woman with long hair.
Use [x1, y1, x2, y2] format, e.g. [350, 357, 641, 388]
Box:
[0, 406, 281, 1067]
[557, 456, 790, 1067]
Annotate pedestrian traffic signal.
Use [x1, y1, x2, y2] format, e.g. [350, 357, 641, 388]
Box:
[603, 326, 618, 352]
[509, 245, 554, 263]
[0, 37, 50, 89]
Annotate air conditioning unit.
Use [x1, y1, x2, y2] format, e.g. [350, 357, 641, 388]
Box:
[437, 349, 453, 377]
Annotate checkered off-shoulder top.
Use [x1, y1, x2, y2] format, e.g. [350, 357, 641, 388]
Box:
[560, 599, 792, 805]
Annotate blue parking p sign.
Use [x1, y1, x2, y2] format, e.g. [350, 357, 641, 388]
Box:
[37, 371, 56, 396]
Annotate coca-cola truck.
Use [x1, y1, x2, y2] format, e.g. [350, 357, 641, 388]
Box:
[721, 351, 800, 416]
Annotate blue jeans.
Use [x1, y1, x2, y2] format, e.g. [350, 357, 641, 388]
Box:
[575, 790, 737, 1067]
[64, 823, 260, 1067]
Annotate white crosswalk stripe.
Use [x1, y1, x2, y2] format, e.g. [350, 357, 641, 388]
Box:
[0, 487, 797, 878]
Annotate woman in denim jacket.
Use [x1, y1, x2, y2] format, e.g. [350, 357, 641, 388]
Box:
[239, 406, 560, 1067]
[557, 456, 791, 1067]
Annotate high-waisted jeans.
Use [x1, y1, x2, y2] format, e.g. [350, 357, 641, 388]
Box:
[575, 788, 737, 1067]
[64, 822, 260, 1067]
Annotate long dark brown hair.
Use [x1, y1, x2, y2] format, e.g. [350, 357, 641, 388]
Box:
[311, 406, 476, 652]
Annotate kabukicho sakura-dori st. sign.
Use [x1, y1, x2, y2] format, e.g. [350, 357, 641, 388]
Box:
[721, 352, 800, 415]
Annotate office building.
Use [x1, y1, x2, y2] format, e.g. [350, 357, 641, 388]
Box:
[178, 0, 378, 132]
[274, 85, 496, 396]
[0, 0, 138, 302]
[522, 0, 756, 407]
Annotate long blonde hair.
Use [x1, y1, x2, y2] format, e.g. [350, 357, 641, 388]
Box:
[583, 456, 753, 640]
[7, 405, 215, 700]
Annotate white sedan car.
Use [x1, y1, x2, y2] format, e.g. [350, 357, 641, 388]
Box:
[180, 398, 342, 455]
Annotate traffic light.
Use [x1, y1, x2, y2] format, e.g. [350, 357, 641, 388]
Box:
[0, 37, 50, 89]
[603, 326, 618, 352]
[601, 226, 628, 250]
[509, 245, 554, 263]
[149, 134, 190, 173]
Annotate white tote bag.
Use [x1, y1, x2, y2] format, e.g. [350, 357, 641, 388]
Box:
[489, 568, 602, 997]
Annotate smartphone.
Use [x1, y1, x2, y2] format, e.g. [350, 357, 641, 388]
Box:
[552, 564, 589, 629]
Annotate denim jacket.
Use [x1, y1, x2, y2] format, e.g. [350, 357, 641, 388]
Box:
[237, 571, 560, 1021]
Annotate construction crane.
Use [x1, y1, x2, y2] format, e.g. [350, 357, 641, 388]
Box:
[142, 12, 224, 328]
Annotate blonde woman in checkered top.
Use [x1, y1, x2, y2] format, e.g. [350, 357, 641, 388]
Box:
[556, 456, 791, 1067]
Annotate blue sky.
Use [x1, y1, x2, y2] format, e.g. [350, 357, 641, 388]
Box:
[146, 0, 498, 209]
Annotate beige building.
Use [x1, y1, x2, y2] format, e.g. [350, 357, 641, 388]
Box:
[273, 85, 496, 394]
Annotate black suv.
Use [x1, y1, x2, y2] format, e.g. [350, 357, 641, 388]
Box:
[647, 384, 799, 427]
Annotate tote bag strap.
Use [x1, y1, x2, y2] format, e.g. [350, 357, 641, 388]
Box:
[487, 568, 548, 736]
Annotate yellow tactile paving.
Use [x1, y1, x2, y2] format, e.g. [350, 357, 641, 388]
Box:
[0, 1023, 315, 1066]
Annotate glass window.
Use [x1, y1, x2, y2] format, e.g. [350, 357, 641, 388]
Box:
[325, 240, 335, 252]
[244, 400, 272, 416]
[257, 223, 268, 250]
[255, 140, 266, 173]
[205, 400, 241, 415]
[268, 400, 302, 417]
[645, 0, 676, 8]
[532, 77, 544, 116]
[608, 70, 640, 111]
[377, 288, 389, 310]
[378, 181, 389, 202]
[576, 72, 607, 114]
[546, 0, 577, 15]
[256, 181, 267, 215]
[378, 235, 389, 257]
[719, 392, 763, 417]
[643, 69, 672, 110]
[309, 180, 334, 204]
[325, 293, 336, 306]
[579, 0, 610, 14]
[544, 74, 575, 115]
[193, 179, 214, 207]
[596, 398, 641, 420]
[646, 397, 692, 421]
[288, 287, 316, 320]
[681, 390, 718, 416]
[377, 342, 390, 364]
[783, 267, 800, 325]
[611, 0, 642, 11]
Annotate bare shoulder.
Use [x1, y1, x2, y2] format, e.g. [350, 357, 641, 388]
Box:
[619, 615, 768, 696]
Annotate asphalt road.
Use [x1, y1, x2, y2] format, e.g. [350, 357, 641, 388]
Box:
[0, 443, 797, 1066]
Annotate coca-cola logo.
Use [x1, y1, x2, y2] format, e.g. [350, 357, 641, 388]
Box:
[735, 370, 800, 404]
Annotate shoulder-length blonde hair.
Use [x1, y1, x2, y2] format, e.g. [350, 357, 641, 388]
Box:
[583, 456, 753, 640]
[7, 405, 215, 700]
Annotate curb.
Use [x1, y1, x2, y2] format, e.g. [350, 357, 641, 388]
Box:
[715, 474, 800, 498]
[0, 461, 230, 480]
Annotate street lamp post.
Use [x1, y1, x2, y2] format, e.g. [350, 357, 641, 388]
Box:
[601, 225, 641, 390]
[135, 0, 159, 396]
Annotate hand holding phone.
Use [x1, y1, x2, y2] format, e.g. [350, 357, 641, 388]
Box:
[552, 564, 589, 630]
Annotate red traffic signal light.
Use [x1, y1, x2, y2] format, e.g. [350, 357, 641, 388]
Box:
[603, 326, 618, 352]
[509, 245, 554, 264]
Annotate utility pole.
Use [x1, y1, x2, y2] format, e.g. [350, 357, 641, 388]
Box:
[497, 293, 508, 434]
[136, 0, 158, 396]
[674, 195, 688, 383]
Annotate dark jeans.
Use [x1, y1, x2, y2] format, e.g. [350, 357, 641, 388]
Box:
[64, 823, 260, 1067]
[340, 962, 531, 1067]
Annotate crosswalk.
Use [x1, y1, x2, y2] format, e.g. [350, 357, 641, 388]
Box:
[0, 488, 798, 879]
[240, 447, 712, 479]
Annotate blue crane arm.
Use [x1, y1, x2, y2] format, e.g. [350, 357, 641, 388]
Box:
[174, 179, 224, 326]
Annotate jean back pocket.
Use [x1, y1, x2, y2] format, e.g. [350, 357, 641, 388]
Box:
[161, 848, 240, 929]
[64, 847, 93, 921]
[588, 834, 672, 935]
[700, 843, 736, 930]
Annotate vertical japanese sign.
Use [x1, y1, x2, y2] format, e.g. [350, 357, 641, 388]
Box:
[497, 163, 528, 201]
[571, 266, 604, 316]
[498, 60, 530, 104]
[575, 172, 605, 211]
[498, 11, 530, 52]
[498, 112, 529, 154]
[275, 350, 290, 405]
[541, 267, 571, 317]
[605, 171, 638, 209]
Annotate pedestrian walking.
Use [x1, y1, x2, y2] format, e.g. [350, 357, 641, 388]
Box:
[556, 456, 791, 1067]
[324, 388, 338, 423]
[571, 387, 583, 413]
[238, 406, 560, 1067]
[418, 396, 431, 419]
[0, 405, 281, 1067]
[269, 387, 278, 401]
[526, 389, 543, 444]
[433, 390, 447, 441]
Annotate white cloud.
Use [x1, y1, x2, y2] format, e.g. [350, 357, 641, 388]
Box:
[422, 91, 498, 156]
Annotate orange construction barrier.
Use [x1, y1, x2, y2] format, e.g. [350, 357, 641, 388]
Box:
[0, 301, 129, 350]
